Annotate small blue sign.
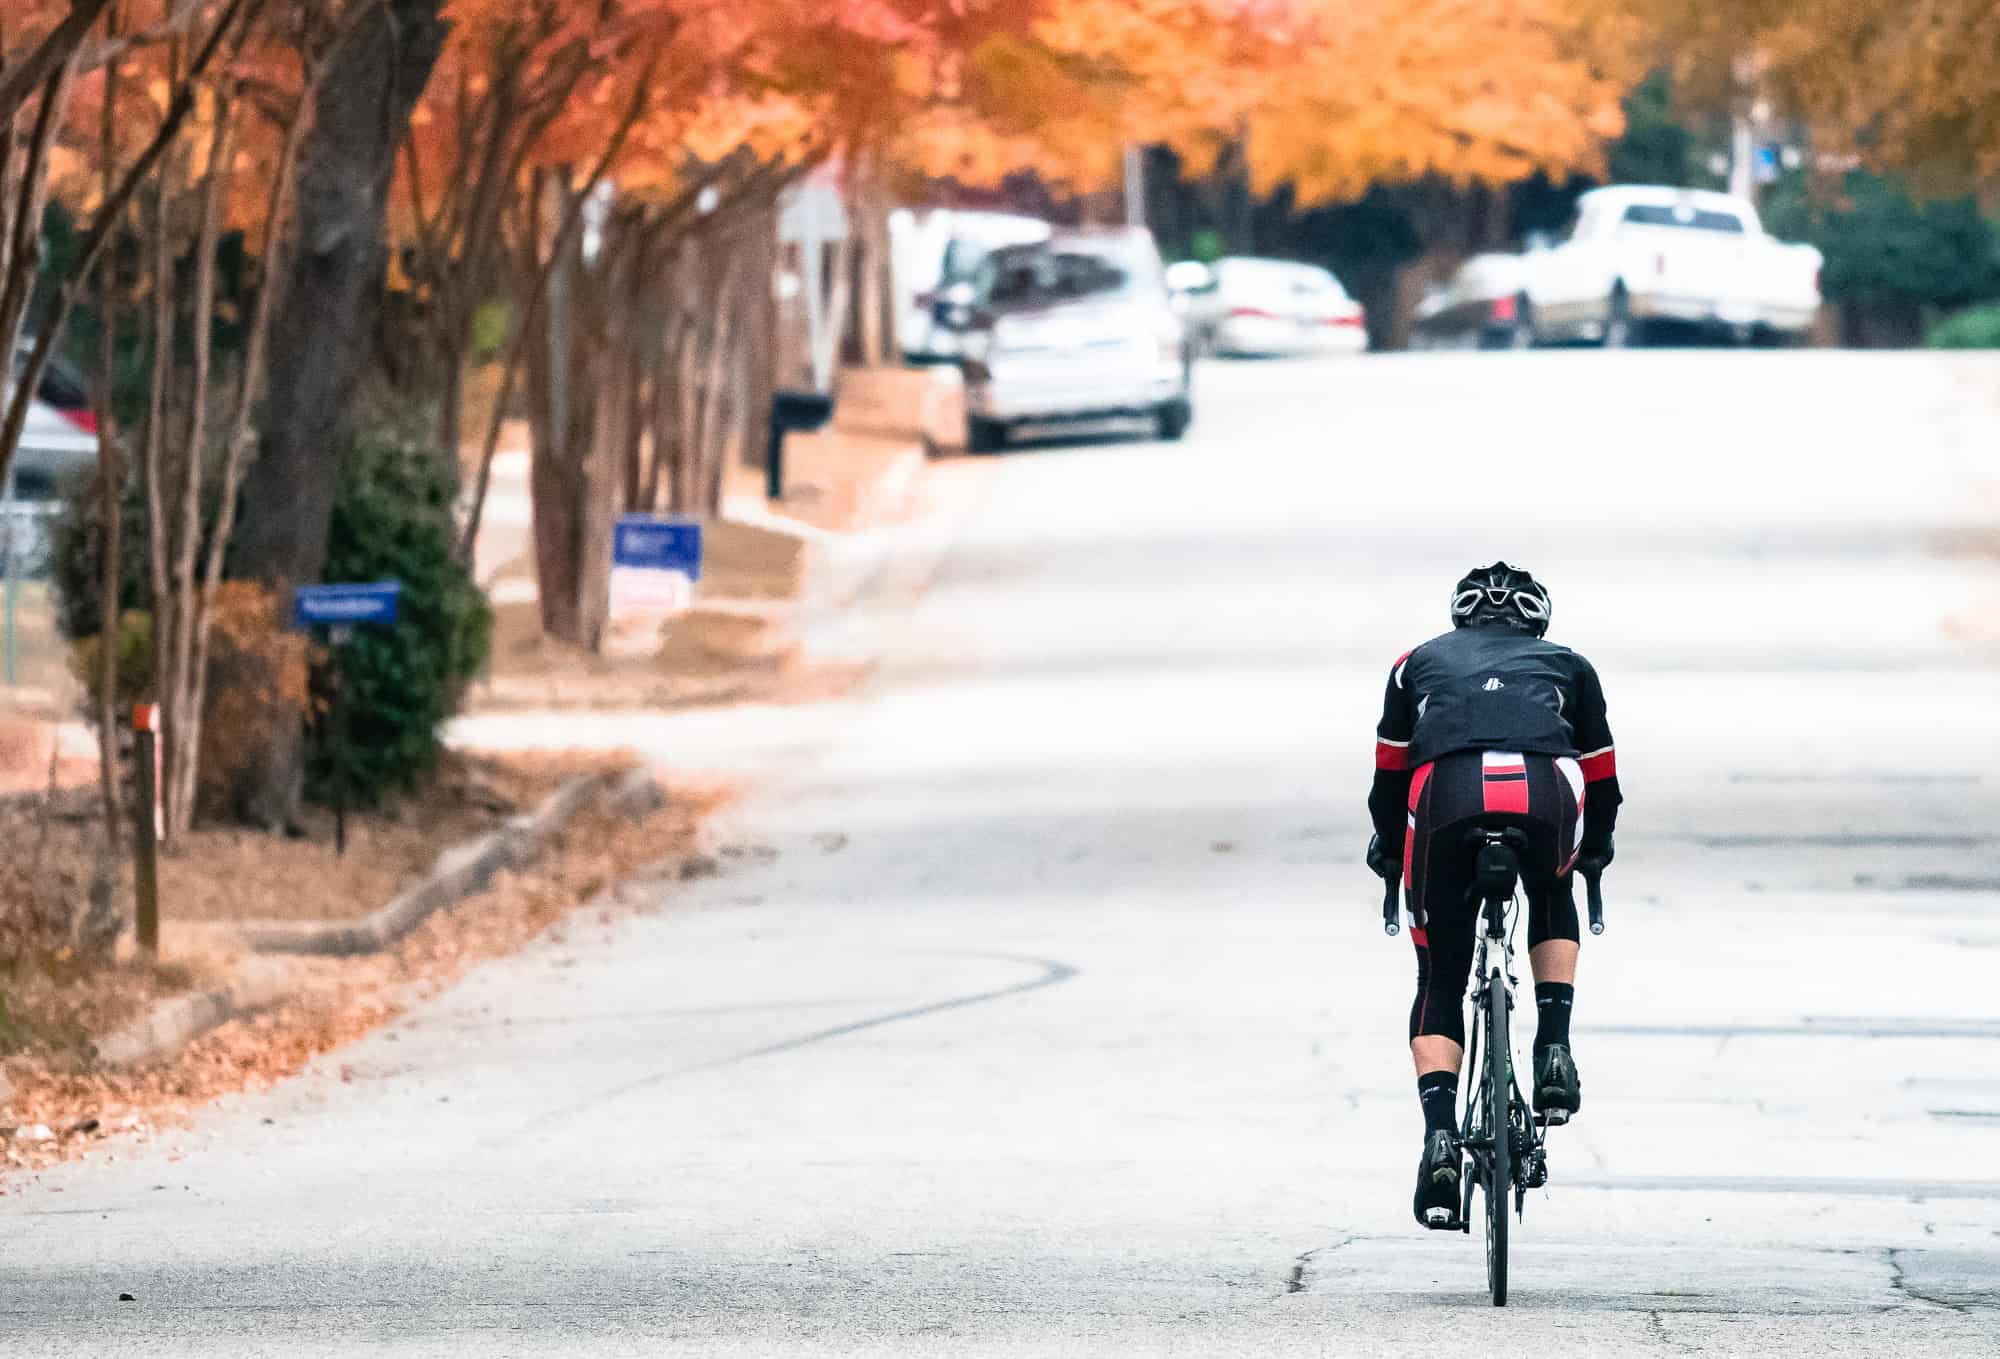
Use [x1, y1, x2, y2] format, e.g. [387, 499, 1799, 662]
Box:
[613, 516, 702, 580]
[294, 581, 402, 629]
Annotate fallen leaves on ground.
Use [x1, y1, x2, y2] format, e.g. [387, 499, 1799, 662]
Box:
[0, 776, 733, 1188]
[156, 749, 638, 925]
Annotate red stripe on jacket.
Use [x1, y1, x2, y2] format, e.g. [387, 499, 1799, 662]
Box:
[1375, 740, 1410, 771]
[1579, 747, 1617, 782]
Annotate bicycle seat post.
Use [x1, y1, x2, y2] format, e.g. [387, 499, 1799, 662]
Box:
[1472, 832, 1521, 939]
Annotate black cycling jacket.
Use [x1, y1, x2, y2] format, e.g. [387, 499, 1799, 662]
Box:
[1368, 625, 1621, 855]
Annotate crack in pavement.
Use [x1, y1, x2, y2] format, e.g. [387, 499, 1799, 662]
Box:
[510, 953, 1080, 1133]
[1644, 1309, 1700, 1354]
[1281, 1236, 1355, 1297]
[1885, 1248, 1972, 1315]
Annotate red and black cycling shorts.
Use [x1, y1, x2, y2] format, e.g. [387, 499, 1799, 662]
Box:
[1403, 749, 1584, 1044]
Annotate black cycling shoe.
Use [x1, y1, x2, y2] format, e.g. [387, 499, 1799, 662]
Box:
[1534, 1043, 1582, 1123]
[1413, 1129, 1462, 1229]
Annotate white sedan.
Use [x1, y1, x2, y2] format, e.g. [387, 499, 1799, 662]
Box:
[1189, 257, 1367, 357]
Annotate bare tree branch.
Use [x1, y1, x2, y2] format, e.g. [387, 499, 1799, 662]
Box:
[76, 0, 206, 69]
[454, 58, 656, 561]
[0, 0, 264, 495]
[0, 0, 110, 125]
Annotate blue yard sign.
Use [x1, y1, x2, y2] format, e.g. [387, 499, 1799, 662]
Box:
[291, 580, 403, 858]
[293, 581, 402, 629]
[613, 516, 702, 580]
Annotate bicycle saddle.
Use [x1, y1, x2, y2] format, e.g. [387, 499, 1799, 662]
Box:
[1463, 826, 1530, 903]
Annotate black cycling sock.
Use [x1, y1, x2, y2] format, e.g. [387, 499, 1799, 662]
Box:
[1417, 1070, 1459, 1136]
[1534, 982, 1574, 1053]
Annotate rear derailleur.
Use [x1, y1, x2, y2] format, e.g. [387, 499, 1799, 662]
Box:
[1513, 1124, 1547, 1189]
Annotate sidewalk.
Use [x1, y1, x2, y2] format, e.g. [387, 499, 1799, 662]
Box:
[465, 419, 931, 713]
[0, 577, 96, 798]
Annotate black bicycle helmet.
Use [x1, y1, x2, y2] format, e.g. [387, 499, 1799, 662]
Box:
[1451, 561, 1552, 637]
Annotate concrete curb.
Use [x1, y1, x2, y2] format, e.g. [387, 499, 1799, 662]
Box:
[210, 770, 656, 958]
[604, 765, 667, 817]
[93, 959, 293, 1070]
[800, 443, 930, 627]
[87, 769, 670, 1072]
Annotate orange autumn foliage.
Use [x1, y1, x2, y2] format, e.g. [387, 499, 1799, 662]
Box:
[1610, 0, 2000, 192]
[896, 0, 1635, 202]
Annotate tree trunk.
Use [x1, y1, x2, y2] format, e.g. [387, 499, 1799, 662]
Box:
[94, 30, 124, 852]
[528, 174, 577, 641]
[228, 0, 447, 829]
[525, 171, 616, 650]
[736, 212, 776, 484]
[852, 158, 890, 366]
[810, 233, 852, 394]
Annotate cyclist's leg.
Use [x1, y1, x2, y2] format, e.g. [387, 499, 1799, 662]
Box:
[1406, 763, 1483, 1225]
[1526, 753, 1584, 985]
[1521, 755, 1585, 1114]
[1407, 756, 1483, 1081]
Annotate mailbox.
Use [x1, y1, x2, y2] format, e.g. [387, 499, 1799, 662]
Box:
[767, 389, 835, 500]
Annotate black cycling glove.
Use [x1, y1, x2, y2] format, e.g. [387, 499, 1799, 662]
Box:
[1576, 833, 1614, 874]
[1366, 833, 1401, 882]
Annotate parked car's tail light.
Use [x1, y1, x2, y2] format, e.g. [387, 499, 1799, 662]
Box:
[1321, 308, 1363, 328]
[1228, 305, 1279, 321]
[1490, 295, 1517, 323]
[57, 406, 97, 434]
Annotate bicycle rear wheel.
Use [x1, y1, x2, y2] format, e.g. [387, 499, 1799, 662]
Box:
[1483, 967, 1510, 1306]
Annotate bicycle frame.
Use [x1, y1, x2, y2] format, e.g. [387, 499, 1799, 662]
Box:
[1456, 873, 1547, 1230]
[1379, 830, 1605, 1305]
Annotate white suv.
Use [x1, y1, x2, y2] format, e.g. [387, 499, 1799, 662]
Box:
[959, 228, 1192, 452]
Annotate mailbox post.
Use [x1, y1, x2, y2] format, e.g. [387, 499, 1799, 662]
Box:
[132, 703, 162, 954]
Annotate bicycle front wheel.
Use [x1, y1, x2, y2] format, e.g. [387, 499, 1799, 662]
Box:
[1484, 968, 1510, 1306]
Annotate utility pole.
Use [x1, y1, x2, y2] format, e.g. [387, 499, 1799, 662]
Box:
[1123, 144, 1145, 229]
[1728, 111, 1755, 200]
[1728, 53, 1759, 202]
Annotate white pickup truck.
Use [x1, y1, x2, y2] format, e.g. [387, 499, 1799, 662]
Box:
[1516, 185, 1821, 346]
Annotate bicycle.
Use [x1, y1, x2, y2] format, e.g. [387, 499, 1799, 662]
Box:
[1382, 832, 1605, 1307]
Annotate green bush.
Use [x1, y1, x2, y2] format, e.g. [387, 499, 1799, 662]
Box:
[66, 609, 154, 709]
[310, 417, 491, 802]
[1927, 304, 2000, 349]
[1765, 171, 2000, 313]
[50, 448, 238, 646]
[49, 475, 159, 644]
[49, 414, 491, 805]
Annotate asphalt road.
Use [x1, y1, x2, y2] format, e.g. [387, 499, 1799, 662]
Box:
[8, 351, 2000, 1354]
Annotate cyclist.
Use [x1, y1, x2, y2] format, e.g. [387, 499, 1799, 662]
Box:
[1364, 563, 1621, 1229]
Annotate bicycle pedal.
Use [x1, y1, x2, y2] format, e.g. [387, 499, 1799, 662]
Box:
[1539, 1107, 1571, 1127]
[1421, 1207, 1462, 1231]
